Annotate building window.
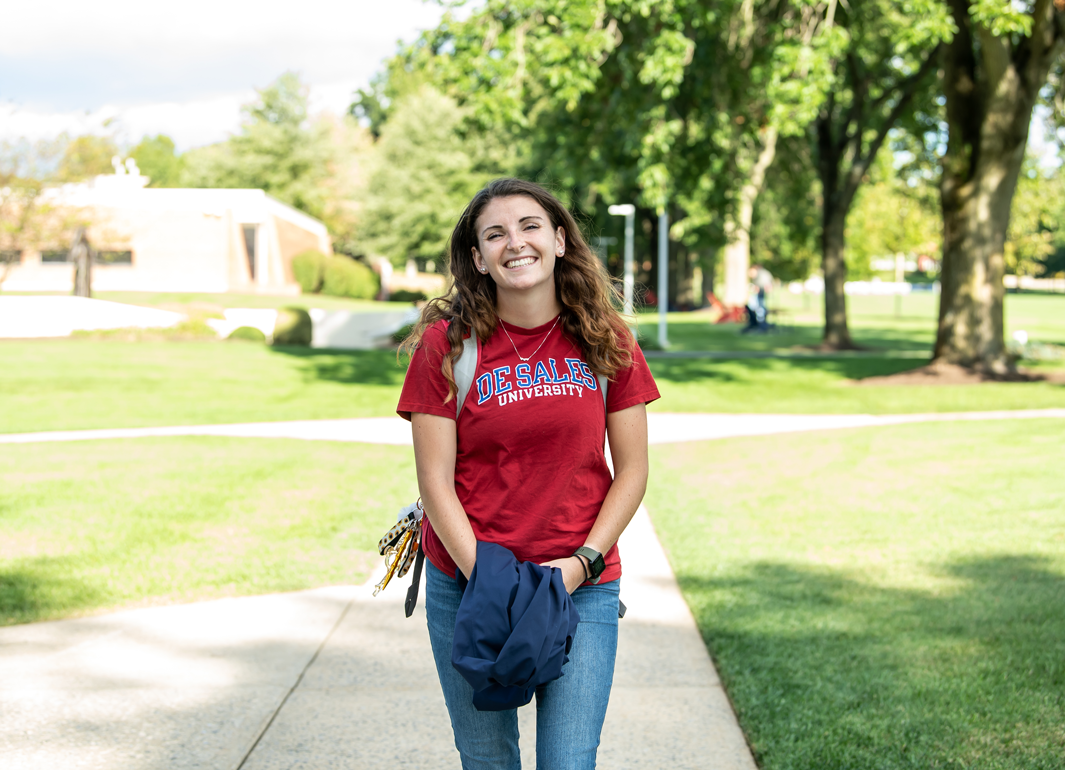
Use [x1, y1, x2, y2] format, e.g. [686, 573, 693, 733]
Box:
[242, 225, 257, 279]
[95, 250, 133, 265]
[41, 250, 69, 263]
[0, 250, 22, 265]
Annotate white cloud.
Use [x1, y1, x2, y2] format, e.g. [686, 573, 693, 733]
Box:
[0, 0, 456, 149]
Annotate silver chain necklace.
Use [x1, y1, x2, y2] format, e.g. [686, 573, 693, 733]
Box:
[498, 315, 560, 362]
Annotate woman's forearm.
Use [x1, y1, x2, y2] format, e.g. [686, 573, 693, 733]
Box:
[411, 412, 477, 579]
[583, 463, 647, 556]
[584, 402, 649, 556]
[420, 482, 478, 579]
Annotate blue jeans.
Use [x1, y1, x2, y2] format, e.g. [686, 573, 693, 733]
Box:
[425, 560, 620, 770]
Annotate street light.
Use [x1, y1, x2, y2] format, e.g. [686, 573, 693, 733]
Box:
[657, 204, 669, 349]
[607, 204, 635, 318]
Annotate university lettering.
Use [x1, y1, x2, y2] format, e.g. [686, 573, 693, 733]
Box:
[476, 357, 596, 406]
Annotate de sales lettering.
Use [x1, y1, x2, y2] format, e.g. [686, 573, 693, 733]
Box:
[476, 358, 599, 407]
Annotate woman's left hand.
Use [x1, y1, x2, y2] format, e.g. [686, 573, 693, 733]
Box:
[541, 556, 587, 594]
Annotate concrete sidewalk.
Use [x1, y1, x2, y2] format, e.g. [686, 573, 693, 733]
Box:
[6, 407, 1062, 768]
[0, 506, 754, 770]
[2, 408, 1063, 446]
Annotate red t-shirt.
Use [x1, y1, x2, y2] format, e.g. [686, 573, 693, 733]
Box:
[397, 316, 660, 584]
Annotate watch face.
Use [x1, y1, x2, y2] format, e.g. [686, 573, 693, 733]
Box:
[575, 546, 606, 579]
[589, 553, 606, 578]
[578, 547, 605, 578]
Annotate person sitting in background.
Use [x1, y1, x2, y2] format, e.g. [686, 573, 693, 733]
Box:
[742, 264, 774, 333]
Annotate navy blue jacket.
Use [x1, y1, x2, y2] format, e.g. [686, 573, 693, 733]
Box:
[451, 541, 581, 711]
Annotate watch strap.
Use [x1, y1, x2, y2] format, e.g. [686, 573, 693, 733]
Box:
[573, 546, 605, 583]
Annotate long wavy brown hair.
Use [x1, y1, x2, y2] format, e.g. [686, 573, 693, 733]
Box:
[400, 178, 632, 403]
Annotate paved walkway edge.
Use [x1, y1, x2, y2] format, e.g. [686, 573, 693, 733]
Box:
[0, 506, 756, 770]
[2, 408, 1063, 446]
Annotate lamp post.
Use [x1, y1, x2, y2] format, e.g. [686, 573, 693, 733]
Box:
[607, 204, 635, 318]
[657, 205, 669, 348]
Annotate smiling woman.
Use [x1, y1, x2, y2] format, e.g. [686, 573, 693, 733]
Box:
[396, 178, 660, 769]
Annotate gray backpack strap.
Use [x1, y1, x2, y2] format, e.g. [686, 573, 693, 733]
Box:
[597, 375, 608, 408]
[454, 335, 479, 418]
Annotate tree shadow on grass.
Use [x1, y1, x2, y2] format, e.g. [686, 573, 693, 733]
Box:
[678, 555, 1065, 770]
[0, 565, 106, 626]
[268, 346, 409, 387]
[659, 319, 934, 354]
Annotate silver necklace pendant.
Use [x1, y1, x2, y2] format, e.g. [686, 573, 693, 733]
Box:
[498, 315, 560, 363]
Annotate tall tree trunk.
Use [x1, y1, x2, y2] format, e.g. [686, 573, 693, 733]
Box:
[810, 29, 940, 352]
[821, 204, 852, 348]
[934, 153, 1022, 371]
[722, 126, 778, 306]
[674, 243, 696, 310]
[933, 0, 1064, 372]
[816, 105, 857, 350]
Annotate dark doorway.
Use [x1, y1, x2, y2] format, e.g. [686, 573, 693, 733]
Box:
[242, 225, 257, 280]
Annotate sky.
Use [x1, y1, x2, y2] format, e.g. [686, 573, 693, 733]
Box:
[0, 0, 453, 150]
[2, 2, 1058, 163]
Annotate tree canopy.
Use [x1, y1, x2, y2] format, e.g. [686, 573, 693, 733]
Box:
[355, 86, 494, 267]
[129, 135, 183, 188]
[179, 71, 365, 250]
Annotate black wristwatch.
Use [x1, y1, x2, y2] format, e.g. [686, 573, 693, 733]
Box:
[573, 546, 606, 584]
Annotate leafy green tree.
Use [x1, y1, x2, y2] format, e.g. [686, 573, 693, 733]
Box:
[369, 0, 953, 338]
[750, 135, 821, 284]
[395, 0, 837, 308]
[181, 71, 367, 249]
[56, 134, 120, 182]
[845, 150, 941, 278]
[129, 134, 183, 187]
[181, 72, 332, 221]
[933, 0, 1065, 371]
[1006, 160, 1065, 277]
[808, 0, 948, 348]
[0, 138, 89, 289]
[356, 87, 491, 267]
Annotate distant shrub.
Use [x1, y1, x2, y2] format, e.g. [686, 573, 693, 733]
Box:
[636, 330, 663, 351]
[273, 307, 313, 346]
[71, 319, 217, 341]
[391, 323, 416, 346]
[321, 256, 378, 300]
[292, 250, 327, 293]
[390, 289, 429, 303]
[228, 326, 266, 342]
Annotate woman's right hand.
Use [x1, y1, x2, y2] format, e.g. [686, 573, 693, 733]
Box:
[412, 412, 478, 578]
[541, 556, 587, 594]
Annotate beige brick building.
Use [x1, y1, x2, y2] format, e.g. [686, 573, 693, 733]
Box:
[3, 172, 331, 294]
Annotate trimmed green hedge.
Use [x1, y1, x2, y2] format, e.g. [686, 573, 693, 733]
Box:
[322, 256, 378, 300]
[273, 307, 313, 346]
[228, 326, 266, 342]
[390, 288, 429, 303]
[292, 250, 327, 294]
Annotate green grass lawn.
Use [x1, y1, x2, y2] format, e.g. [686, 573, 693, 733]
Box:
[3, 288, 1063, 435]
[648, 356, 1065, 414]
[637, 291, 1065, 353]
[0, 340, 408, 433]
[6, 289, 419, 314]
[0, 437, 419, 625]
[646, 419, 1065, 770]
[3, 337, 1063, 436]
